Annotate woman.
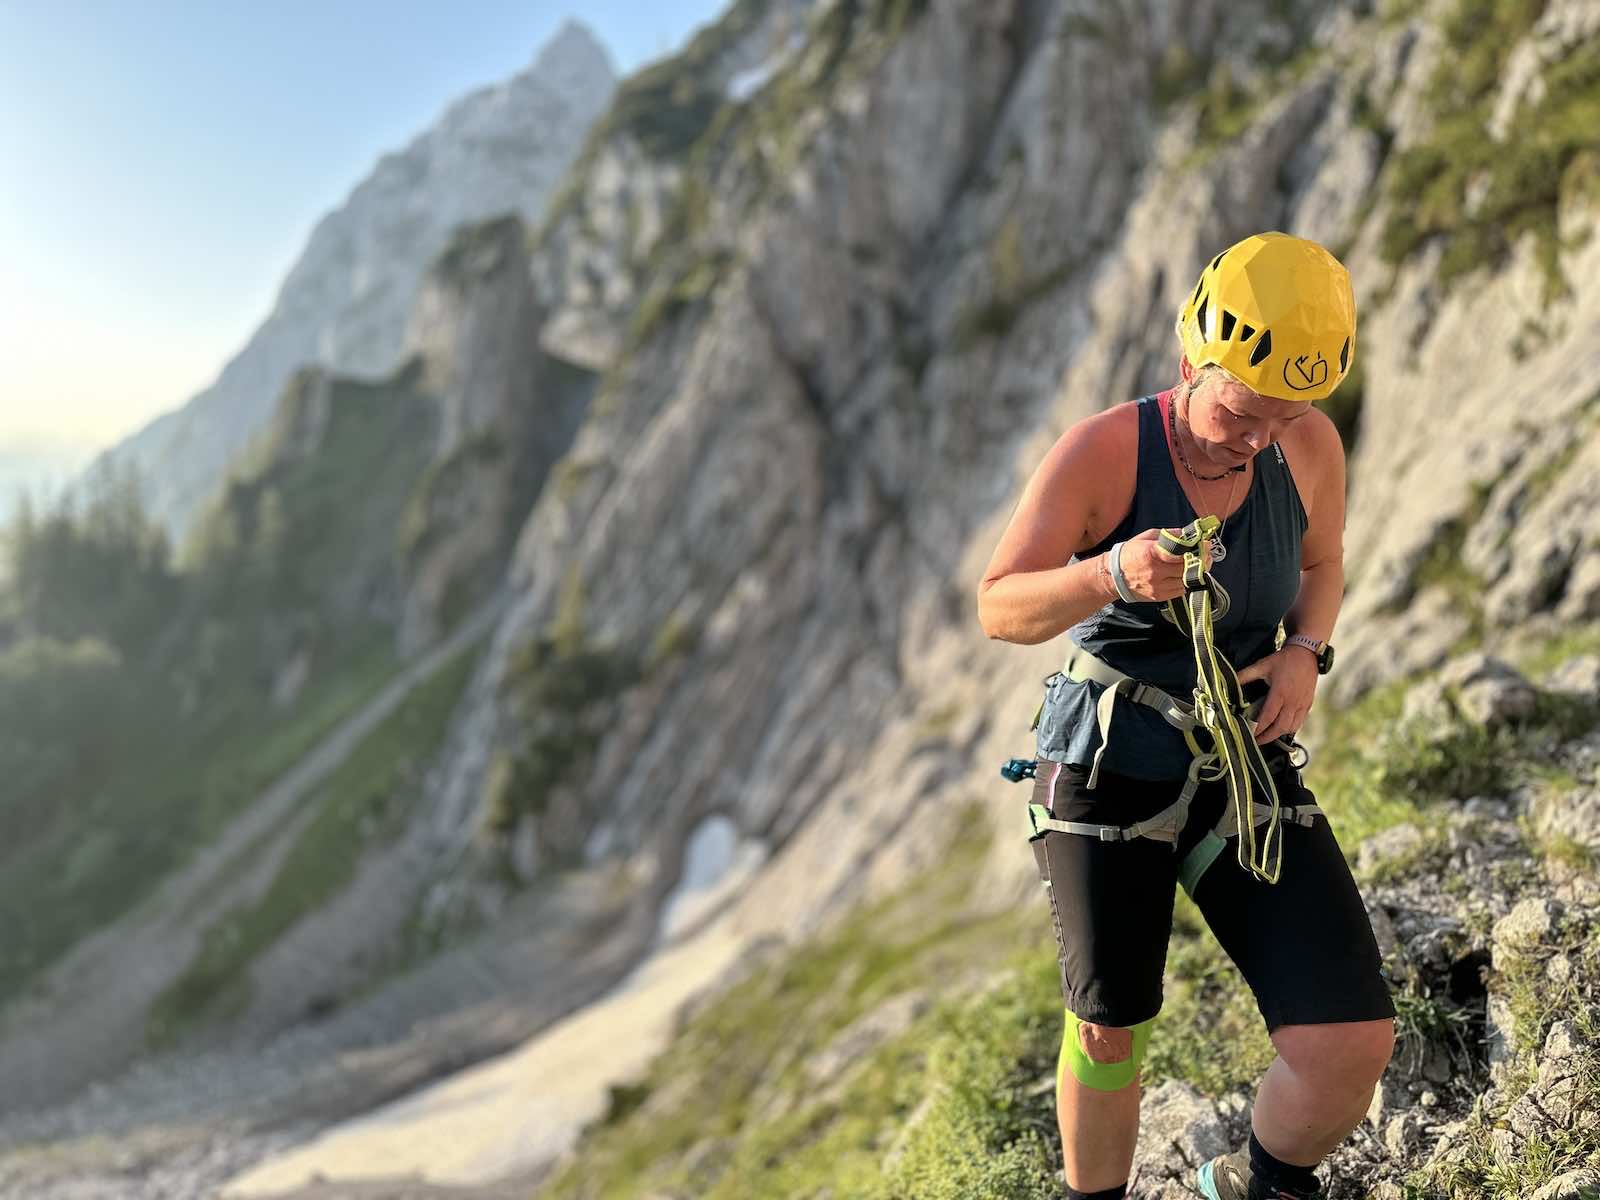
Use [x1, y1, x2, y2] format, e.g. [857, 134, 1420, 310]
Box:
[977, 232, 1395, 1200]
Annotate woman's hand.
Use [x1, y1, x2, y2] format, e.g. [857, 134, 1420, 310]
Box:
[1236, 647, 1319, 744]
[1115, 527, 1211, 602]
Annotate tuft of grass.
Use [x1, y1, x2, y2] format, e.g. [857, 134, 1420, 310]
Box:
[1304, 679, 1430, 849]
[1497, 913, 1597, 1057]
[873, 959, 1063, 1200]
[1391, 983, 1477, 1080]
[1407, 913, 1600, 1198]
[1527, 826, 1596, 871]
[627, 250, 732, 346]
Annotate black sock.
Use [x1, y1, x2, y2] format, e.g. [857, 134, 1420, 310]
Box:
[1248, 1130, 1321, 1197]
[1064, 1185, 1126, 1200]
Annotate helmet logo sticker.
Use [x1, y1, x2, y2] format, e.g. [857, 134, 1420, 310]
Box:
[1284, 352, 1328, 391]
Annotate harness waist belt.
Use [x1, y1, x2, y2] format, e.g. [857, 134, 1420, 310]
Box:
[1036, 517, 1313, 883]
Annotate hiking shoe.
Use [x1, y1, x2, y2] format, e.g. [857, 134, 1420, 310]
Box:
[1196, 1151, 1321, 1200]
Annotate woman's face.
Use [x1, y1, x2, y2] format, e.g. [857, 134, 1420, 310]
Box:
[1185, 372, 1310, 468]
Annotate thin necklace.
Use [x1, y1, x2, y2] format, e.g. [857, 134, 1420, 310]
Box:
[1168, 392, 1242, 481]
[1168, 394, 1245, 562]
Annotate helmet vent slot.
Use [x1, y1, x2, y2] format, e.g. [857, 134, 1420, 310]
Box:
[1211, 252, 1226, 272]
[1339, 337, 1350, 372]
[1196, 294, 1209, 339]
[1248, 329, 1273, 367]
[1219, 310, 1237, 341]
[1239, 322, 1257, 342]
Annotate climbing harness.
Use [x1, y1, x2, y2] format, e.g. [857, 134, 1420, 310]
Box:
[1008, 516, 1320, 886]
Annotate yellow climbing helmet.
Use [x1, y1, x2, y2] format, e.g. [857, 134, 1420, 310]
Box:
[1175, 231, 1356, 404]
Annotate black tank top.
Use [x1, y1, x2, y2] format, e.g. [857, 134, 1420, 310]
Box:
[1034, 393, 1308, 780]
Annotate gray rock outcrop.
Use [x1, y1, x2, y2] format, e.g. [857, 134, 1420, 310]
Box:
[10, 0, 1600, 1193]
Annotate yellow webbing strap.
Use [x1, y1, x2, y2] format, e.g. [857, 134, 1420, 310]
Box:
[1157, 517, 1284, 883]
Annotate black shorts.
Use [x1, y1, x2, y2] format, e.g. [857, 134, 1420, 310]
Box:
[1028, 756, 1395, 1030]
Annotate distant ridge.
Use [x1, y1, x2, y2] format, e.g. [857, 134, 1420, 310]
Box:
[95, 19, 617, 542]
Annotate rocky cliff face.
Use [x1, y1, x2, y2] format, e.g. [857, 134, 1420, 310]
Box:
[531, 0, 816, 368]
[6, 0, 1598, 1193]
[397, 214, 595, 652]
[450, 0, 1600, 1175]
[97, 21, 616, 543]
[471, 0, 1399, 945]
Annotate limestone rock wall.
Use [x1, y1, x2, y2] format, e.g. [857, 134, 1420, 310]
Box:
[458, 0, 1600, 960]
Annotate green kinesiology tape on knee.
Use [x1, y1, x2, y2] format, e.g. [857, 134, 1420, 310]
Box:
[1058, 1009, 1154, 1091]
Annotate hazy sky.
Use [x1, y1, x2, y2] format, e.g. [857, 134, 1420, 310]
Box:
[0, 1, 730, 452]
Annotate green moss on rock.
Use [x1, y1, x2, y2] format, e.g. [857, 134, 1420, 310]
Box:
[1380, 0, 1599, 306]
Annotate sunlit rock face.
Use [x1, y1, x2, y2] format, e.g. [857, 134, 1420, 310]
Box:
[98, 21, 617, 542]
[11, 2, 1600, 1190]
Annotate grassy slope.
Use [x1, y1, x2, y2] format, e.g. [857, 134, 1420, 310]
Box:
[0, 365, 450, 1013]
[146, 641, 481, 1040]
[539, 626, 1600, 1199]
[0, 634, 398, 1006]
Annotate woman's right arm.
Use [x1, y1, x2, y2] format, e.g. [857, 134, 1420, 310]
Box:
[976, 406, 1185, 645]
[977, 409, 1129, 645]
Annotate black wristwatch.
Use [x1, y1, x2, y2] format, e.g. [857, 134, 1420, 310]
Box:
[1285, 633, 1335, 675]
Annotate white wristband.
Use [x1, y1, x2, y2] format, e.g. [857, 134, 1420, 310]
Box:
[1107, 542, 1140, 604]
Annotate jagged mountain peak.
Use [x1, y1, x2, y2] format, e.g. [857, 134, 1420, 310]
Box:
[533, 18, 617, 88]
[98, 16, 619, 542]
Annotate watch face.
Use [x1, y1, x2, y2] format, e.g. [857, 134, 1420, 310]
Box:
[1319, 644, 1335, 675]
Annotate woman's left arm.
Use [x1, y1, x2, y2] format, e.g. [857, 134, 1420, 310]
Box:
[1238, 411, 1347, 743]
[1286, 410, 1346, 647]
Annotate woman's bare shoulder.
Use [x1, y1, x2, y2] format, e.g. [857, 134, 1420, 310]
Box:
[1047, 400, 1141, 544]
[1280, 404, 1345, 511]
[1054, 399, 1141, 461]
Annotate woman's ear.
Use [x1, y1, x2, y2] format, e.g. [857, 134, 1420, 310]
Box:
[1178, 355, 1195, 384]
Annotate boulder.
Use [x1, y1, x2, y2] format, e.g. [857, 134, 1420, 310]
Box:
[1544, 653, 1600, 701]
[1356, 823, 1428, 877]
[1442, 654, 1540, 728]
[1530, 785, 1600, 855]
[1492, 896, 1560, 956]
[1400, 677, 1455, 732]
[1529, 1168, 1600, 1200]
[1131, 1081, 1233, 1192]
[1556, 556, 1600, 622]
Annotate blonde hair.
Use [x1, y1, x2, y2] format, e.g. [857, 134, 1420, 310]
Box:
[1177, 362, 1235, 416]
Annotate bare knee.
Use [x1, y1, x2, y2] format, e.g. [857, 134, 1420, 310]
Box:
[1079, 1021, 1134, 1065]
[1273, 1019, 1394, 1090]
[1059, 1012, 1154, 1093]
